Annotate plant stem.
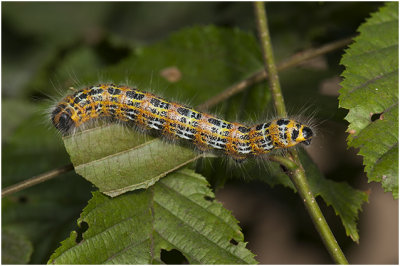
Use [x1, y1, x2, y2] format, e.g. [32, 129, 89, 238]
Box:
[2, 164, 74, 197]
[290, 151, 349, 264]
[254, 1, 286, 117]
[253, 2, 348, 264]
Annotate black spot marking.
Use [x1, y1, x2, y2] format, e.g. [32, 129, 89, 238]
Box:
[88, 88, 103, 95]
[126, 91, 145, 100]
[218, 137, 227, 143]
[220, 122, 230, 128]
[291, 129, 299, 141]
[240, 134, 250, 140]
[191, 111, 201, 120]
[78, 93, 87, 101]
[238, 126, 250, 133]
[159, 101, 170, 109]
[150, 98, 160, 107]
[108, 87, 121, 95]
[208, 118, 221, 127]
[177, 107, 189, 116]
[73, 96, 81, 104]
[277, 119, 290, 126]
[184, 133, 195, 140]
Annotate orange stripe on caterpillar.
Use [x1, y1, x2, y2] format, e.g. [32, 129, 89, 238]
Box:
[51, 84, 313, 161]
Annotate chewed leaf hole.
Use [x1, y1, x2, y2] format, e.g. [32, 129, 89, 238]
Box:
[204, 195, 214, 202]
[370, 112, 383, 122]
[230, 238, 239, 246]
[160, 249, 188, 264]
[75, 221, 89, 243]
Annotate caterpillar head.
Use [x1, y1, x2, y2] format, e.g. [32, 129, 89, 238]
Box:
[294, 124, 313, 145]
[285, 121, 313, 147]
[51, 104, 75, 135]
[267, 119, 314, 149]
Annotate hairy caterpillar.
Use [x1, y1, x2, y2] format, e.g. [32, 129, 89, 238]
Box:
[51, 84, 313, 161]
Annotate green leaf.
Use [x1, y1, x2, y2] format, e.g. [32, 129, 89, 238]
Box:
[48, 169, 257, 264]
[339, 2, 399, 198]
[64, 124, 207, 197]
[2, 228, 34, 264]
[299, 150, 368, 243]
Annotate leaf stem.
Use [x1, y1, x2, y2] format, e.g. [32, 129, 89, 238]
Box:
[2, 164, 74, 197]
[253, 2, 348, 264]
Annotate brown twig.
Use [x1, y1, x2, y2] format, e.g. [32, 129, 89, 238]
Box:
[197, 37, 352, 111]
[2, 164, 74, 197]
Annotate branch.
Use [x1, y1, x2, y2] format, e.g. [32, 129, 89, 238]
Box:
[253, 2, 348, 264]
[2, 164, 74, 197]
[197, 37, 352, 111]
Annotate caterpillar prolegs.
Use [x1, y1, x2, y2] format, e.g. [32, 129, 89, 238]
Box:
[51, 84, 313, 161]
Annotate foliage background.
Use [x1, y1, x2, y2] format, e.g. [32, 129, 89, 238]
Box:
[2, 2, 398, 264]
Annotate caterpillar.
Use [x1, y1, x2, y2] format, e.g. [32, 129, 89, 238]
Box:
[51, 84, 313, 161]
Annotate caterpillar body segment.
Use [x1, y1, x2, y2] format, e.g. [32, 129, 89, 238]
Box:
[51, 84, 313, 161]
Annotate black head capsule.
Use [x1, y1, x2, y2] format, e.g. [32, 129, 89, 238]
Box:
[51, 107, 74, 135]
[301, 126, 313, 145]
